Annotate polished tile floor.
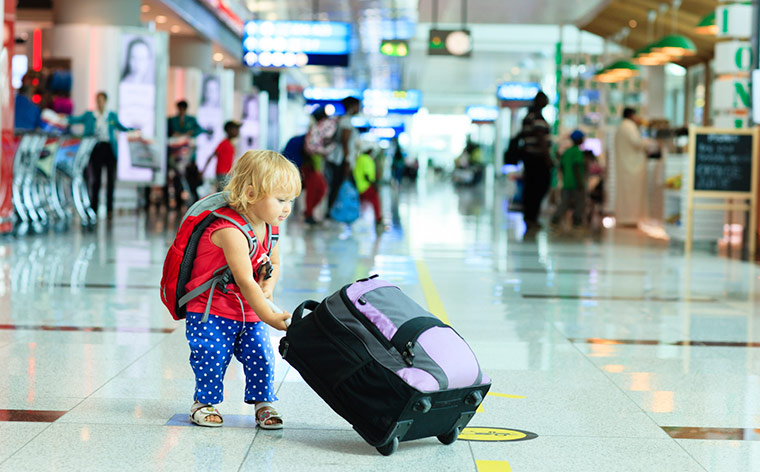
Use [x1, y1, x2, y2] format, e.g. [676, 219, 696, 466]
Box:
[0, 177, 758, 471]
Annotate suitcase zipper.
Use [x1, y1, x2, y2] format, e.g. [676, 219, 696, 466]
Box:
[340, 286, 394, 350]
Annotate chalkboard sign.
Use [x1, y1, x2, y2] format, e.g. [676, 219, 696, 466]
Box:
[693, 132, 753, 192]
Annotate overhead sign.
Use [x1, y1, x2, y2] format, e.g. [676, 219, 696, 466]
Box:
[243, 21, 351, 68]
[303, 88, 422, 116]
[362, 89, 422, 115]
[428, 29, 472, 57]
[497, 82, 541, 102]
[380, 39, 409, 57]
[466, 106, 499, 123]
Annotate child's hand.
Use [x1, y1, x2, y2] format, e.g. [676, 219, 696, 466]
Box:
[261, 309, 291, 331]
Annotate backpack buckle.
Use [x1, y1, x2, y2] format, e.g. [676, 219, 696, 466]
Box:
[401, 341, 415, 366]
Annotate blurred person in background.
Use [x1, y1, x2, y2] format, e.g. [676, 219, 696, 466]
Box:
[519, 91, 553, 230]
[303, 107, 336, 225]
[326, 96, 361, 210]
[202, 120, 241, 191]
[167, 100, 209, 208]
[614, 108, 648, 227]
[354, 147, 383, 228]
[551, 130, 586, 230]
[68, 91, 132, 218]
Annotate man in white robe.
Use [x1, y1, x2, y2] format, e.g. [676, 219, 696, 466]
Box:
[614, 108, 648, 226]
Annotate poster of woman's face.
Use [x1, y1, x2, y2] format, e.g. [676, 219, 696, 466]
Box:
[196, 73, 223, 178]
[240, 94, 259, 152]
[118, 33, 158, 182]
[120, 34, 155, 85]
[200, 74, 221, 108]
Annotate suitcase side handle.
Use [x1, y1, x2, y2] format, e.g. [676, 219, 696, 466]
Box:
[293, 300, 320, 324]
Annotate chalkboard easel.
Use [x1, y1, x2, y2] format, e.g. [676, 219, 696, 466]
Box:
[686, 126, 758, 258]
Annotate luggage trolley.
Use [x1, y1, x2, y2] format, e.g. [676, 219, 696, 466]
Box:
[54, 136, 93, 229]
[32, 135, 65, 231]
[12, 132, 47, 235]
[71, 136, 97, 227]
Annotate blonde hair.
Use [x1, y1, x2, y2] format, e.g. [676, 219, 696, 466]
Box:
[224, 150, 301, 213]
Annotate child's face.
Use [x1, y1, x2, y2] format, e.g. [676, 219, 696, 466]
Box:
[248, 190, 296, 226]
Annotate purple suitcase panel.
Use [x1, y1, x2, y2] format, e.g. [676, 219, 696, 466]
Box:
[396, 367, 439, 392]
[345, 279, 399, 340]
[397, 327, 481, 391]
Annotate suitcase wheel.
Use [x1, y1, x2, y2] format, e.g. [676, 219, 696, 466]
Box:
[376, 437, 399, 456]
[465, 390, 483, 407]
[412, 397, 432, 414]
[437, 427, 461, 445]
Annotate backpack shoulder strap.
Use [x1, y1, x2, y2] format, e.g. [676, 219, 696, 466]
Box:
[212, 208, 258, 256]
[267, 224, 279, 256]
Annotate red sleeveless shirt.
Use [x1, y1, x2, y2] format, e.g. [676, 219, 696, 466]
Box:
[184, 211, 277, 322]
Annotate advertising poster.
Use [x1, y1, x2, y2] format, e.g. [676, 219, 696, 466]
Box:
[0, 0, 15, 234]
[196, 72, 223, 178]
[117, 33, 159, 182]
[239, 93, 259, 153]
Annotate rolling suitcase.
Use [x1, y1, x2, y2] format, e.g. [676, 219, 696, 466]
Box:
[279, 275, 491, 455]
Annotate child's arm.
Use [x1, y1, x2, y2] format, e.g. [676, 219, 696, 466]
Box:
[201, 152, 217, 174]
[258, 243, 280, 300]
[211, 228, 291, 330]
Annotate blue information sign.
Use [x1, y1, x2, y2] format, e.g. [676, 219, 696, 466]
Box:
[496, 82, 541, 102]
[243, 20, 352, 68]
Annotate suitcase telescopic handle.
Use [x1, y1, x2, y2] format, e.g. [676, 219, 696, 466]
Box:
[292, 300, 320, 324]
[264, 299, 291, 328]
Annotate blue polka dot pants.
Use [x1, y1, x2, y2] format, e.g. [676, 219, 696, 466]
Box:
[185, 311, 277, 405]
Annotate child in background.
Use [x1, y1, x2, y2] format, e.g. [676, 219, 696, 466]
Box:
[186, 150, 298, 429]
[551, 130, 586, 229]
[353, 147, 383, 227]
[203, 120, 241, 190]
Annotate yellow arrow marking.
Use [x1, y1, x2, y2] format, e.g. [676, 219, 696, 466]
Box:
[476, 460, 513, 472]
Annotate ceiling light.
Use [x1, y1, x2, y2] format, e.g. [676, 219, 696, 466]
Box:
[141, 5, 151, 13]
[213, 52, 224, 62]
[170, 25, 181, 33]
[156, 15, 168, 24]
[629, 20, 637, 28]
[695, 12, 717, 36]
[652, 35, 697, 57]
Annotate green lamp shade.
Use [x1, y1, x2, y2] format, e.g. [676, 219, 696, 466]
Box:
[608, 60, 640, 75]
[695, 12, 717, 35]
[632, 45, 669, 65]
[652, 35, 697, 57]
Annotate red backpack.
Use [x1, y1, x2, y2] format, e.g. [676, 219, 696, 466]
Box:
[160, 192, 278, 322]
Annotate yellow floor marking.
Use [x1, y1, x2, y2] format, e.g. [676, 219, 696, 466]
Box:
[488, 392, 525, 399]
[476, 460, 513, 472]
[415, 260, 452, 325]
[477, 392, 526, 413]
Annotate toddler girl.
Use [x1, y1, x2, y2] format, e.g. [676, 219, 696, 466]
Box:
[184, 150, 299, 429]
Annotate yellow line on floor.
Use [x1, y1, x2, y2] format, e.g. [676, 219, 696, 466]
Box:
[415, 260, 452, 325]
[476, 460, 513, 472]
[488, 392, 526, 399]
